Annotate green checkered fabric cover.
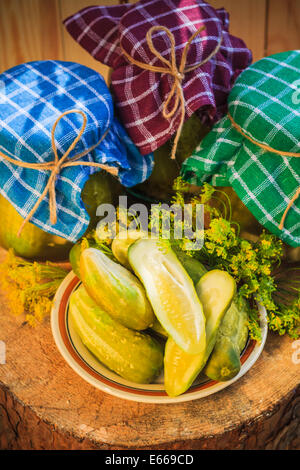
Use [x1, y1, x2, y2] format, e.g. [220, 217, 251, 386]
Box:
[181, 50, 300, 247]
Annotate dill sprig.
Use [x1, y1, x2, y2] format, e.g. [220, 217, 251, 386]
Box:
[85, 178, 299, 341]
[168, 178, 299, 341]
[0, 249, 69, 326]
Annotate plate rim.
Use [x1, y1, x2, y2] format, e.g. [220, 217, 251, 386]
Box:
[51, 271, 268, 404]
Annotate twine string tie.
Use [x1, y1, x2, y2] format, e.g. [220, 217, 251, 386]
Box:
[228, 112, 300, 231]
[0, 109, 118, 236]
[121, 25, 223, 160]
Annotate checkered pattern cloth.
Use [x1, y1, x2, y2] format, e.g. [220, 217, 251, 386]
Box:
[181, 51, 300, 247]
[0, 61, 153, 242]
[64, 0, 252, 155]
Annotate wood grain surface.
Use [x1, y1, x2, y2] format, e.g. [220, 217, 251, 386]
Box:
[267, 0, 300, 55]
[59, 0, 120, 80]
[0, 0, 63, 72]
[209, 0, 267, 61]
[0, 246, 299, 449]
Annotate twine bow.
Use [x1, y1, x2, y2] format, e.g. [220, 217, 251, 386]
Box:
[228, 112, 300, 231]
[0, 109, 118, 236]
[121, 25, 223, 160]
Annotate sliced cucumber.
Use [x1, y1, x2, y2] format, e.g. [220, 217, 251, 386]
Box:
[164, 270, 236, 397]
[128, 239, 206, 355]
[111, 230, 148, 268]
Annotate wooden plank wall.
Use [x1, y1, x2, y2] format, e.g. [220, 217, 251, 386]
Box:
[0, 0, 300, 78]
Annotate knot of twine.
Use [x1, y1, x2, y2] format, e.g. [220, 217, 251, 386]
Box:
[0, 109, 118, 236]
[121, 25, 223, 160]
[228, 112, 300, 231]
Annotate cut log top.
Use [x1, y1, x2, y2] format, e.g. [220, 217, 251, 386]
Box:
[0, 254, 299, 449]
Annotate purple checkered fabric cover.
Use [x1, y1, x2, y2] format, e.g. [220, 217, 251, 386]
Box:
[64, 0, 252, 155]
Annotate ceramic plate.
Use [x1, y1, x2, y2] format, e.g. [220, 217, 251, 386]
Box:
[51, 271, 268, 404]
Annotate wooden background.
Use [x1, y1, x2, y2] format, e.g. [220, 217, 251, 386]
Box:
[0, 0, 300, 81]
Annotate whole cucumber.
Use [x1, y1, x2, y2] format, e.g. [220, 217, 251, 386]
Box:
[111, 230, 148, 269]
[69, 242, 83, 278]
[69, 285, 164, 383]
[80, 248, 154, 330]
[174, 250, 207, 285]
[69, 239, 99, 279]
[204, 299, 249, 382]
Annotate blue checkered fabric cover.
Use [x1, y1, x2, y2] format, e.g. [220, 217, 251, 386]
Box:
[0, 61, 154, 242]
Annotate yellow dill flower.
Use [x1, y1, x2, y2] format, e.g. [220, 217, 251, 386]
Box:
[248, 263, 259, 271]
[26, 314, 38, 328]
[261, 239, 271, 249]
[260, 265, 271, 276]
[0, 250, 68, 326]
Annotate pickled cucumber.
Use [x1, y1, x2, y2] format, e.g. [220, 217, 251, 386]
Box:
[80, 248, 154, 330]
[164, 270, 236, 397]
[150, 316, 168, 339]
[81, 171, 122, 232]
[69, 243, 81, 278]
[111, 230, 148, 268]
[174, 250, 207, 285]
[149, 252, 207, 340]
[204, 299, 249, 382]
[69, 285, 163, 383]
[69, 239, 99, 278]
[128, 239, 206, 355]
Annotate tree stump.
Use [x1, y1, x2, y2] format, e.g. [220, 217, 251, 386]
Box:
[0, 254, 299, 450]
